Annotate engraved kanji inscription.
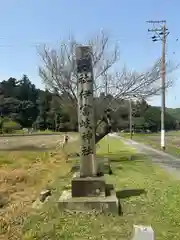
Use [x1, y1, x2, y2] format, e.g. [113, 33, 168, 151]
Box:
[80, 104, 92, 116]
[79, 90, 92, 99]
[77, 57, 92, 73]
[78, 72, 92, 84]
[79, 119, 92, 128]
[76, 46, 96, 175]
[81, 130, 93, 140]
[81, 145, 93, 156]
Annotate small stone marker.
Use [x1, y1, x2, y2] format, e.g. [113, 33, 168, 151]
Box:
[32, 189, 51, 209]
[132, 225, 155, 240]
[39, 189, 51, 202]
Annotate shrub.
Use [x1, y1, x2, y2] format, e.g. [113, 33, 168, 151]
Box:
[3, 120, 22, 133]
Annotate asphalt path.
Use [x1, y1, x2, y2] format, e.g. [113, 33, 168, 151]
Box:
[109, 133, 180, 179]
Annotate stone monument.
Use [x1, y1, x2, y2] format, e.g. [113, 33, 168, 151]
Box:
[76, 46, 96, 177]
[58, 46, 118, 214]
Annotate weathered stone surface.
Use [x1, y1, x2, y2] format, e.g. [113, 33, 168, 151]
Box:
[72, 177, 106, 197]
[58, 190, 119, 215]
[76, 46, 97, 177]
[39, 189, 51, 202]
[132, 225, 155, 240]
[97, 157, 112, 175]
[105, 184, 115, 197]
[71, 157, 112, 177]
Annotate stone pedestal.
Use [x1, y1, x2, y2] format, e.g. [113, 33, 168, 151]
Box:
[59, 172, 119, 215]
[72, 177, 106, 197]
[58, 190, 118, 214]
[97, 157, 112, 176]
[58, 177, 119, 215]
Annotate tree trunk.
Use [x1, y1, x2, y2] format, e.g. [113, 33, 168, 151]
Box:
[95, 125, 111, 144]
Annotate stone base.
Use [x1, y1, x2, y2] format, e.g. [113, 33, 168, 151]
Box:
[58, 190, 119, 215]
[97, 157, 112, 176]
[72, 176, 106, 197]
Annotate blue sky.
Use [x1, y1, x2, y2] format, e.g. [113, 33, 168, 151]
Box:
[0, 0, 180, 107]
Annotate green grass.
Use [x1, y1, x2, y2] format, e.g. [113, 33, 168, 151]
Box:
[21, 137, 180, 240]
[120, 131, 180, 158]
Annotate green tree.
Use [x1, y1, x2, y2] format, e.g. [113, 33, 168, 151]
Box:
[35, 90, 52, 130]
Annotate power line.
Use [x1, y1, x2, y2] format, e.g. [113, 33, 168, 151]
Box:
[147, 20, 169, 151]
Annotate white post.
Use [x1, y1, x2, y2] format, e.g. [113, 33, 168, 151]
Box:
[129, 99, 132, 139]
[161, 24, 166, 151]
[132, 225, 155, 240]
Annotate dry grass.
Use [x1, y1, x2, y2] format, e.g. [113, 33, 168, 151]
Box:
[0, 134, 76, 240]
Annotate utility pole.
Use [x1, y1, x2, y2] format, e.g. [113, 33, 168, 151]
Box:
[129, 99, 132, 139]
[147, 20, 169, 151]
[105, 74, 110, 153]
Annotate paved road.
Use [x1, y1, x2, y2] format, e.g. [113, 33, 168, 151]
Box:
[109, 133, 180, 178]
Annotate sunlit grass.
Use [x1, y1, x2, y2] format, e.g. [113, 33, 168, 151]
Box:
[22, 137, 180, 240]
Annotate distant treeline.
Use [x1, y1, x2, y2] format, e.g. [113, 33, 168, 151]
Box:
[0, 75, 179, 133]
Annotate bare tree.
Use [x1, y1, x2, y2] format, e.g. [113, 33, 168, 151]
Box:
[38, 31, 177, 143]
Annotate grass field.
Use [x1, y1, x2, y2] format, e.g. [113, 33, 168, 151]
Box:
[15, 136, 180, 240]
[0, 134, 77, 240]
[120, 131, 180, 158]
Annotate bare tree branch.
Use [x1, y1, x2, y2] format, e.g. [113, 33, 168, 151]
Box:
[38, 31, 178, 143]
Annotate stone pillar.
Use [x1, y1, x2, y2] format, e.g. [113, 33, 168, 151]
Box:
[76, 46, 97, 177]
